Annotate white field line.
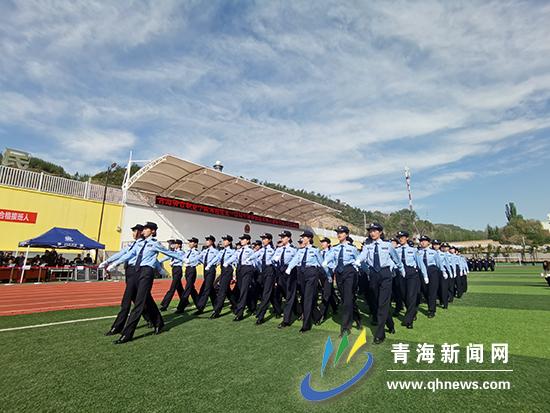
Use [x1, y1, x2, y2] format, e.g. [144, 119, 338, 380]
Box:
[0, 315, 116, 332]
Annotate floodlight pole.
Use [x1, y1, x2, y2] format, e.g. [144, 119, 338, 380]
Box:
[95, 162, 117, 264]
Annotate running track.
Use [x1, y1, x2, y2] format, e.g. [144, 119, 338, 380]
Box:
[0, 280, 203, 316]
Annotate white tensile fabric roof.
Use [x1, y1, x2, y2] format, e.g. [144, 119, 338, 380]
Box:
[126, 155, 338, 224]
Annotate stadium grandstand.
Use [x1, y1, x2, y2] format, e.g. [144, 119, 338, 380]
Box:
[0, 152, 356, 283]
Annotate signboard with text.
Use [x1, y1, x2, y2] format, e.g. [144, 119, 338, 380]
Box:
[155, 196, 299, 229]
[0, 209, 38, 224]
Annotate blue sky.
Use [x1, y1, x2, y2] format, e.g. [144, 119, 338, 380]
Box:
[0, 0, 549, 230]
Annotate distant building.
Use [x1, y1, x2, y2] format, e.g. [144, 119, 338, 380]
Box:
[542, 214, 550, 231]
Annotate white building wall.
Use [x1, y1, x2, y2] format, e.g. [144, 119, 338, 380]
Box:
[121, 203, 303, 246]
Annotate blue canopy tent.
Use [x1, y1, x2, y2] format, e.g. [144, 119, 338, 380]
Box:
[17, 228, 105, 283]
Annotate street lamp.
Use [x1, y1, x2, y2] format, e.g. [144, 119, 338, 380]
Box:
[95, 162, 118, 264]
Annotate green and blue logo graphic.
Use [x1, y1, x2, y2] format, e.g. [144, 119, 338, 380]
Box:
[300, 329, 373, 401]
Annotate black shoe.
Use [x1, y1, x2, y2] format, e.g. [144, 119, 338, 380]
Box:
[256, 318, 265, 325]
[209, 312, 220, 319]
[428, 312, 435, 318]
[355, 319, 363, 330]
[406, 324, 413, 329]
[153, 325, 163, 335]
[388, 327, 396, 334]
[146, 322, 154, 329]
[392, 310, 401, 317]
[159, 307, 167, 312]
[442, 305, 448, 309]
[278, 322, 289, 329]
[374, 337, 385, 344]
[114, 336, 132, 345]
[104, 329, 118, 336]
[233, 315, 244, 322]
[339, 329, 351, 338]
[193, 309, 204, 316]
[299, 328, 310, 333]
[275, 313, 282, 319]
[174, 309, 185, 314]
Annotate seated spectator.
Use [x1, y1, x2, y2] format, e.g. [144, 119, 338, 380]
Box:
[83, 253, 93, 265]
[15, 252, 26, 267]
[72, 254, 84, 265]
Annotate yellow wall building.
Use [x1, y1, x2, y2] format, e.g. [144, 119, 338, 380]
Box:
[0, 185, 122, 253]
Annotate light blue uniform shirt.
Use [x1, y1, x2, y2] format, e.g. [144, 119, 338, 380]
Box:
[419, 247, 445, 272]
[105, 241, 139, 264]
[271, 245, 297, 267]
[199, 246, 218, 269]
[396, 244, 428, 278]
[112, 237, 182, 269]
[207, 247, 236, 269]
[355, 240, 405, 275]
[159, 249, 183, 267]
[286, 246, 327, 273]
[458, 255, 469, 275]
[437, 250, 454, 277]
[224, 245, 255, 267]
[250, 245, 276, 269]
[322, 242, 359, 271]
[320, 248, 335, 272]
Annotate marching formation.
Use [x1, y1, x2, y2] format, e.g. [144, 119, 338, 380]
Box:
[99, 221, 470, 345]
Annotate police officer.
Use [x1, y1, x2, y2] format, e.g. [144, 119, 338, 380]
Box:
[99, 224, 154, 335]
[159, 239, 184, 311]
[457, 249, 469, 293]
[440, 243, 456, 303]
[322, 226, 360, 337]
[285, 230, 326, 333]
[209, 235, 238, 319]
[226, 234, 256, 321]
[194, 235, 218, 315]
[106, 222, 181, 343]
[355, 223, 404, 344]
[252, 233, 281, 324]
[274, 231, 298, 329]
[390, 237, 404, 316]
[395, 231, 427, 329]
[448, 246, 465, 298]
[318, 237, 338, 323]
[175, 237, 201, 314]
[432, 239, 453, 309]
[418, 235, 447, 318]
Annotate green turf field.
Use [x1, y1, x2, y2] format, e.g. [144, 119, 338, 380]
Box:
[1, 266, 549, 412]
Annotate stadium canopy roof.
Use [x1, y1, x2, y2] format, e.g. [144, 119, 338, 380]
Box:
[125, 155, 339, 224]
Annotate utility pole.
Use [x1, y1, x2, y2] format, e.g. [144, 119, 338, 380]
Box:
[404, 167, 420, 236]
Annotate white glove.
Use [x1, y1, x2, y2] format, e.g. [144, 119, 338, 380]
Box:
[285, 268, 291, 275]
[205, 266, 210, 271]
[107, 263, 117, 272]
[327, 276, 333, 283]
[401, 270, 406, 278]
[354, 259, 361, 267]
[443, 272, 448, 280]
[223, 264, 229, 268]
[98, 261, 108, 269]
[424, 277, 429, 285]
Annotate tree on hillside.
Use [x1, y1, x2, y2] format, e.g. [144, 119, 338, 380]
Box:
[505, 202, 520, 222]
[91, 164, 141, 187]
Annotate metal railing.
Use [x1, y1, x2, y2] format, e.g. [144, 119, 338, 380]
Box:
[0, 165, 123, 204]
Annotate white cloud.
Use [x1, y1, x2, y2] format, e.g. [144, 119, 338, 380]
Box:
[0, 0, 549, 215]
